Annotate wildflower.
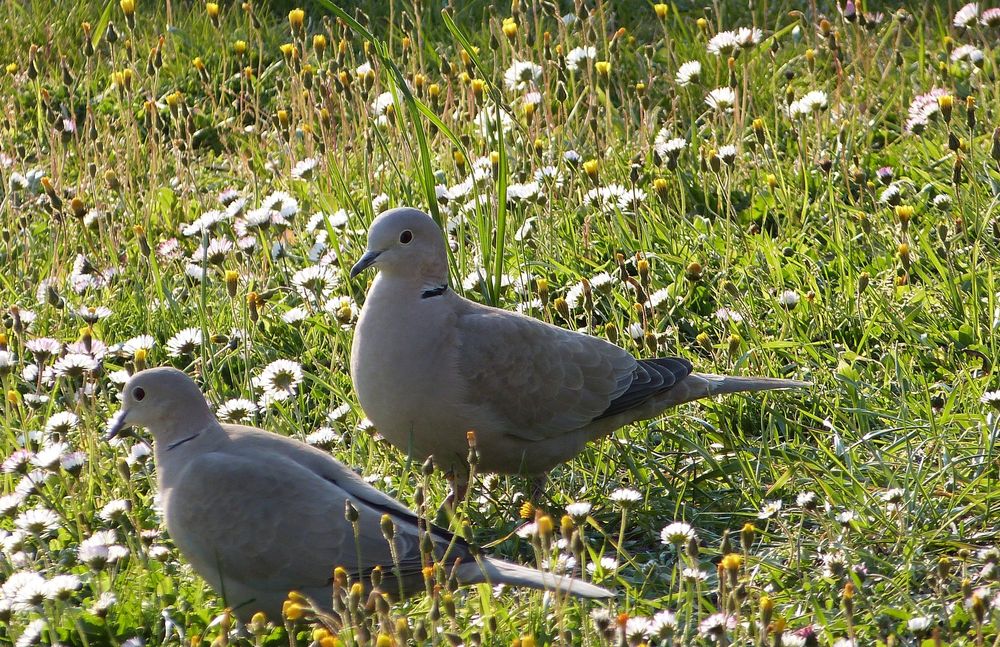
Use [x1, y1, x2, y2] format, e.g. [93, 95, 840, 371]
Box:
[718, 144, 737, 165]
[291, 157, 318, 180]
[953, 2, 979, 27]
[503, 60, 542, 91]
[933, 193, 952, 210]
[78, 529, 129, 569]
[99, 499, 131, 522]
[705, 87, 736, 111]
[261, 190, 299, 219]
[654, 130, 687, 159]
[125, 442, 151, 466]
[778, 290, 800, 309]
[191, 237, 233, 265]
[650, 610, 677, 640]
[610, 488, 642, 506]
[981, 390, 1000, 410]
[660, 522, 696, 546]
[759, 499, 783, 519]
[950, 44, 983, 64]
[77, 305, 113, 323]
[60, 451, 87, 475]
[181, 210, 226, 237]
[698, 613, 736, 641]
[44, 574, 82, 601]
[736, 27, 763, 47]
[566, 502, 592, 521]
[53, 353, 99, 378]
[566, 46, 596, 72]
[253, 359, 304, 403]
[789, 90, 828, 117]
[15, 619, 46, 647]
[31, 442, 66, 470]
[908, 616, 933, 633]
[982, 8, 1000, 26]
[905, 88, 949, 133]
[166, 327, 203, 357]
[675, 60, 701, 86]
[25, 337, 61, 361]
[796, 491, 818, 509]
[122, 335, 155, 356]
[14, 507, 60, 536]
[0, 492, 25, 517]
[707, 31, 741, 56]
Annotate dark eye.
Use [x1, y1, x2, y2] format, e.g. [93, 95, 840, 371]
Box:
[133, 387, 145, 401]
[399, 230, 413, 244]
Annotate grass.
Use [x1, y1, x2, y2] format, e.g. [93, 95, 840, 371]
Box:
[1, 0, 1000, 645]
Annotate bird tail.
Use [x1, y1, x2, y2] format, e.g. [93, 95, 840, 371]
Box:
[456, 557, 614, 599]
[667, 373, 808, 407]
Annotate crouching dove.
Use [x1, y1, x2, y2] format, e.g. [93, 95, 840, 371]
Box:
[105, 367, 612, 622]
[350, 207, 808, 507]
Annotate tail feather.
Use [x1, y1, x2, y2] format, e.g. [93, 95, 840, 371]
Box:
[656, 373, 808, 408]
[456, 557, 614, 599]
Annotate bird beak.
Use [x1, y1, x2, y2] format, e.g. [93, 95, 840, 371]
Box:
[105, 408, 130, 441]
[350, 250, 382, 279]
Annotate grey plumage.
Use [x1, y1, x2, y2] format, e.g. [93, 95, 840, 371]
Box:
[350, 208, 807, 502]
[106, 368, 612, 621]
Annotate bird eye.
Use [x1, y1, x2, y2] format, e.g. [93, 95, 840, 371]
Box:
[399, 230, 413, 244]
[133, 387, 146, 401]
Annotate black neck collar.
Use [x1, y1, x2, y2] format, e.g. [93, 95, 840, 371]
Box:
[421, 284, 448, 299]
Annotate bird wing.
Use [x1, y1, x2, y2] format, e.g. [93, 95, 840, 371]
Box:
[169, 449, 433, 595]
[453, 306, 643, 442]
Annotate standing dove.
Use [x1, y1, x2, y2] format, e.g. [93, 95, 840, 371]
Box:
[350, 207, 807, 506]
[106, 367, 612, 622]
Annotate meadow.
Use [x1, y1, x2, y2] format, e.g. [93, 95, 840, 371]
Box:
[1, 0, 1000, 644]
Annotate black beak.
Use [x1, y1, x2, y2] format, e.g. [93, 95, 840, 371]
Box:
[350, 250, 381, 279]
[105, 409, 129, 441]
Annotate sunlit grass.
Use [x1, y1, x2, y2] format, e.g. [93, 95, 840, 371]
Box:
[1, 0, 1000, 645]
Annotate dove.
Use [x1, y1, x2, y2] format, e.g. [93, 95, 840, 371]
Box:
[350, 207, 807, 507]
[105, 367, 613, 622]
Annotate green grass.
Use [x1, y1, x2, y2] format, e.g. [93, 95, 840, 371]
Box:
[1, 0, 1000, 645]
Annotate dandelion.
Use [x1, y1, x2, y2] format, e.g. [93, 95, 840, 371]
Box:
[707, 31, 740, 56]
[675, 60, 701, 86]
[166, 327, 203, 357]
[253, 359, 304, 403]
[953, 2, 979, 27]
[705, 87, 736, 112]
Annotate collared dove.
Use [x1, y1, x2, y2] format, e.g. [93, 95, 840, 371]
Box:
[106, 367, 612, 621]
[350, 207, 807, 506]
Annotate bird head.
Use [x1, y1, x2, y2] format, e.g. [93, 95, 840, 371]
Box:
[350, 207, 449, 284]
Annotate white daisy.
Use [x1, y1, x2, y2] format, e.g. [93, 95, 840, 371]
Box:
[291, 157, 319, 180]
[778, 290, 800, 308]
[53, 353, 99, 378]
[705, 87, 736, 112]
[609, 488, 642, 506]
[253, 359, 304, 403]
[14, 507, 60, 536]
[165, 327, 203, 357]
[504, 60, 542, 91]
[660, 521, 696, 545]
[758, 499, 783, 519]
[707, 30, 740, 56]
[953, 2, 979, 27]
[122, 335, 156, 356]
[675, 60, 701, 86]
[566, 46, 597, 71]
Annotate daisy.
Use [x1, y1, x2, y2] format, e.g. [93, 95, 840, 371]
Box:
[44, 411, 79, 438]
[44, 574, 82, 601]
[0, 492, 25, 517]
[609, 488, 642, 506]
[565, 46, 596, 72]
[660, 521, 696, 545]
[166, 327, 203, 357]
[32, 442, 67, 470]
[325, 295, 359, 324]
[717, 144, 738, 165]
[14, 507, 60, 536]
[736, 26, 763, 47]
[217, 398, 258, 422]
[778, 290, 800, 308]
[306, 426, 341, 447]
[191, 237, 234, 265]
[698, 614, 736, 641]
[650, 610, 678, 640]
[506, 181, 540, 203]
[981, 390, 1000, 410]
[291, 157, 318, 180]
[953, 2, 979, 27]
[372, 193, 390, 213]
[122, 335, 155, 356]
[905, 88, 948, 133]
[53, 353, 99, 378]
[707, 30, 740, 56]
[25, 337, 61, 361]
[181, 210, 226, 237]
[503, 60, 543, 91]
[758, 499, 783, 519]
[282, 306, 309, 324]
[908, 616, 933, 633]
[982, 7, 1000, 26]
[98, 499, 131, 522]
[60, 451, 87, 475]
[261, 190, 299, 219]
[78, 529, 129, 570]
[950, 44, 984, 64]
[253, 359, 304, 403]
[566, 502, 592, 520]
[292, 265, 339, 303]
[76, 305, 113, 323]
[705, 87, 736, 111]
[675, 60, 701, 86]
[126, 443, 152, 466]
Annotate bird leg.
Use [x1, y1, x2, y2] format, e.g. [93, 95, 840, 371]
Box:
[529, 474, 548, 506]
